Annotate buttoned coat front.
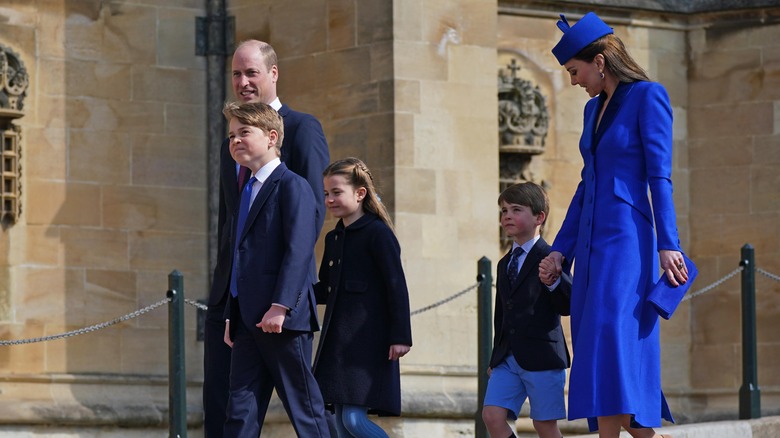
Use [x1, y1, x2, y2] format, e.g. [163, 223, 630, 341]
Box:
[551, 81, 681, 430]
[313, 214, 412, 416]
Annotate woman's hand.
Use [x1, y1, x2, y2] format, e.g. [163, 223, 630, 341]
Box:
[541, 251, 564, 276]
[659, 250, 688, 287]
[388, 344, 411, 360]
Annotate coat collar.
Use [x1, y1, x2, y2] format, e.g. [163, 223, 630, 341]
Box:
[591, 81, 638, 150]
[335, 212, 376, 232]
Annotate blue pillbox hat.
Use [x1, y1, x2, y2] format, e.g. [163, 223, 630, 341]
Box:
[552, 12, 613, 65]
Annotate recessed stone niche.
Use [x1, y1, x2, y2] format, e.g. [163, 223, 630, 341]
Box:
[0, 43, 29, 228]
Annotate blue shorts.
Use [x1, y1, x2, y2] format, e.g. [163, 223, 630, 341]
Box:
[483, 354, 566, 421]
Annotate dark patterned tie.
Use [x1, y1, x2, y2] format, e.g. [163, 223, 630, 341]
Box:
[230, 176, 257, 297]
[507, 246, 524, 286]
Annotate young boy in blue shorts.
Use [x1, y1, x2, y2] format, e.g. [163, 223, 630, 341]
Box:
[482, 182, 572, 438]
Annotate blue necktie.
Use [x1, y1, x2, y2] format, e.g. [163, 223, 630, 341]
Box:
[507, 246, 524, 286]
[230, 176, 257, 297]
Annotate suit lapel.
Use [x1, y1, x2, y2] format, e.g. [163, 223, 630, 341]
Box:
[508, 238, 548, 296]
[238, 163, 286, 243]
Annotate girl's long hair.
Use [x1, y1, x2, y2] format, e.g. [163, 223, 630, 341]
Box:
[323, 157, 394, 231]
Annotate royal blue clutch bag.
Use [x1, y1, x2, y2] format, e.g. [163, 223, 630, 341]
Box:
[647, 253, 698, 320]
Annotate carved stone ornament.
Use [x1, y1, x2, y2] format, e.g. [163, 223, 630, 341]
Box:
[498, 58, 549, 154]
[0, 43, 29, 228]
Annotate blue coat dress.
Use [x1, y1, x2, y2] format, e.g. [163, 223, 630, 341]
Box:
[551, 81, 680, 431]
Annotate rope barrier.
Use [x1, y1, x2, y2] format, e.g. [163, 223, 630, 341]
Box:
[410, 282, 480, 316]
[2, 264, 778, 346]
[682, 266, 744, 302]
[0, 298, 170, 346]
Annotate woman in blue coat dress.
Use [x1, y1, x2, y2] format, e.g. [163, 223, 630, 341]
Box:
[541, 12, 689, 438]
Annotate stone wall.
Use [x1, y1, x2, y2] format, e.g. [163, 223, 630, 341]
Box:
[0, 0, 206, 428]
[0, 0, 778, 436]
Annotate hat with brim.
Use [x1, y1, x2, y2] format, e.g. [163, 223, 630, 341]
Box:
[552, 12, 613, 65]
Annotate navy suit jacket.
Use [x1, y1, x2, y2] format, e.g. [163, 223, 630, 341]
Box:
[208, 104, 329, 306]
[225, 163, 320, 337]
[489, 237, 572, 372]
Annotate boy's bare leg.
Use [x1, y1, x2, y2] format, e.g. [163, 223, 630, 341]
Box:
[482, 405, 515, 437]
[533, 419, 562, 438]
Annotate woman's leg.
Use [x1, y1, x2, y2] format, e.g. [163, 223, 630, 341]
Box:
[596, 415, 624, 438]
[340, 404, 389, 438]
[621, 416, 667, 438]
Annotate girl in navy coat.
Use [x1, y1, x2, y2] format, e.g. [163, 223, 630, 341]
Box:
[314, 157, 413, 438]
[542, 12, 687, 438]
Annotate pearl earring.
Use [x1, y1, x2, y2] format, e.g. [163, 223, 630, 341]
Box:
[600, 71, 605, 79]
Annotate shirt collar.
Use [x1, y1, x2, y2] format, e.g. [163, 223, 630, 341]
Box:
[512, 235, 540, 254]
[269, 97, 282, 111]
[253, 158, 281, 184]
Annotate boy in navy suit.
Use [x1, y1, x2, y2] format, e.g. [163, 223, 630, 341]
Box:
[482, 182, 572, 438]
[222, 101, 330, 437]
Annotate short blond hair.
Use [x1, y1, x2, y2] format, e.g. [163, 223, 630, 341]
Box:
[223, 101, 284, 156]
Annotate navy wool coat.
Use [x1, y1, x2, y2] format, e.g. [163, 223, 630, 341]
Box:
[313, 213, 413, 416]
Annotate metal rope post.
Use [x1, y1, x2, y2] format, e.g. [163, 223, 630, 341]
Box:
[168, 270, 188, 437]
[475, 256, 492, 438]
[738, 244, 761, 419]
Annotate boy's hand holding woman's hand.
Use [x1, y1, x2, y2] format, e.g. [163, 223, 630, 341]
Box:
[539, 251, 564, 286]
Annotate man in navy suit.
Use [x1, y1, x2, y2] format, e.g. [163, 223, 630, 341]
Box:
[221, 101, 330, 437]
[203, 39, 329, 437]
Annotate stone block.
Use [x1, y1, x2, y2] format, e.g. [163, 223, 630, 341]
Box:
[268, 0, 327, 57]
[690, 344, 739, 389]
[692, 285, 741, 345]
[447, 45, 497, 87]
[164, 102, 207, 138]
[20, 127, 68, 180]
[130, 133, 206, 188]
[395, 167, 436, 214]
[64, 60, 133, 101]
[689, 136, 753, 169]
[23, 225, 62, 266]
[395, 80, 421, 114]
[43, 325, 123, 373]
[689, 212, 780, 260]
[17, 267, 85, 326]
[68, 129, 132, 184]
[420, 215, 458, 259]
[395, 41, 447, 81]
[690, 166, 750, 215]
[455, 0, 497, 47]
[751, 164, 780, 212]
[757, 343, 780, 385]
[412, 113, 455, 168]
[132, 66, 205, 104]
[61, 228, 130, 270]
[394, 0, 423, 42]
[25, 181, 101, 227]
[688, 102, 774, 139]
[690, 48, 762, 81]
[327, 0, 356, 50]
[129, 230, 206, 273]
[158, 7, 206, 69]
[84, 269, 137, 326]
[119, 327, 168, 375]
[370, 41, 394, 82]
[0, 321, 46, 373]
[102, 185, 206, 232]
[662, 341, 691, 389]
[65, 98, 166, 133]
[324, 83, 380, 122]
[100, 3, 157, 65]
[356, 0, 392, 45]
